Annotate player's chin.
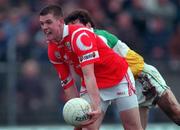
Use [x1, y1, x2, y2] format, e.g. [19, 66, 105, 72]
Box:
[46, 35, 54, 41]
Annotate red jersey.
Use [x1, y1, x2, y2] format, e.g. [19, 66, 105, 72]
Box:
[48, 25, 128, 89]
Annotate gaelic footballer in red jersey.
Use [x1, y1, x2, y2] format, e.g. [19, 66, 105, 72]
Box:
[48, 25, 128, 89]
[39, 5, 143, 130]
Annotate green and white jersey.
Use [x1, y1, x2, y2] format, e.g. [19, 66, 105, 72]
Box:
[94, 29, 144, 77]
[94, 29, 169, 107]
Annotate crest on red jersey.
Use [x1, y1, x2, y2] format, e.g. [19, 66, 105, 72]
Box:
[76, 32, 93, 51]
[65, 42, 72, 51]
[54, 51, 61, 59]
[72, 29, 95, 52]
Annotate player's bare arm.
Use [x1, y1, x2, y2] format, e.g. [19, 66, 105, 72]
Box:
[157, 89, 180, 125]
[81, 64, 101, 119]
[64, 84, 79, 101]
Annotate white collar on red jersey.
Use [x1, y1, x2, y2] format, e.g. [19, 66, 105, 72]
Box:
[90, 27, 94, 31]
[63, 24, 69, 38]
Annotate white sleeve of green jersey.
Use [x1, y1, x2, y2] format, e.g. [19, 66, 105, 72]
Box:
[98, 35, 110, 48]
[113, 40, 130, 57]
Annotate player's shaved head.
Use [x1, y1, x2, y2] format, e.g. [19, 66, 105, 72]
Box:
[39, 4, 63, 19]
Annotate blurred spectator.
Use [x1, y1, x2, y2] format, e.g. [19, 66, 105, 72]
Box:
[144, 16, 173, 59]
[171, 0, 180, 25]
[28, 14, 41, 37]
[0, 25, 8, 62]
[31, 30, 48, 62]
[80, 0, 100, 13]
[127, 0, 147, 35]
[1, 7, 28, 62]
[91, 8, 112, 30]
[0, 0, 9, 9]
[0, 6, 8, 62]
[101, 0, 124, 20]
[115, 11, 144, 54]
[168, 23, 180, 71]
[16, 31, 32, 62]
[16, 59, 45, 123]
[63, 0, 80, 17]
[79, 0, 111, 29]
[143, 0, 177, 28]
[18, 3, 33, 27]
[3, 8, 27, 39]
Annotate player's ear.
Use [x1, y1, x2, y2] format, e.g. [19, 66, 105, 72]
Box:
[86, 23, 92, 28]
[59, 17, 64, 24]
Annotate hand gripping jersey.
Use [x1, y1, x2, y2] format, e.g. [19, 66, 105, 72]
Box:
[94, 29, 144, 78]
[48, 25, 128, 90]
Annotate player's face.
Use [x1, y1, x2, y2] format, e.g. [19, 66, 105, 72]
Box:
[39, 13, 64, 42]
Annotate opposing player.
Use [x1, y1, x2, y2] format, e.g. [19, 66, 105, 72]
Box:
[39, 5, 143, 130]
[64, 9, 180, 129]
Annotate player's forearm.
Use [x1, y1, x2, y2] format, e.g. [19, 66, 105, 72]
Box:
[84, 75, 101, 110]
[64, 85, 79, 101]
[82, 64, 101, 110]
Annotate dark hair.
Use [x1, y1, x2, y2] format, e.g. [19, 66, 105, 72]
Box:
[64, 9, 95, 28]
[39, 4, 63, 18]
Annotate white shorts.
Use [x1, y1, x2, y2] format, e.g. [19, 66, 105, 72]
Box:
[80, 68, 138, 112]
[136, 63, 169, 107]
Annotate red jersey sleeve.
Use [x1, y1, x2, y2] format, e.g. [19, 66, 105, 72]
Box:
[71, 28, 100, 67]
[52, 63, 74, 89]
[48, 42, 74, 90]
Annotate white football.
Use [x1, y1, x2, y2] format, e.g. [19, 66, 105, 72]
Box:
[62, 98, 92, 126]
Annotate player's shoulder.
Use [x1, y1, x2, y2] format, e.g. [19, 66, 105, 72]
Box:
[68, 25, 95, 45]
[47, 41, 56, 53]
[68, 25, 93, 35]
[47, 41, 64, 64]
[94, 29, 115, 38]
[47, 41, 59, 58]
[47, 41, 59, 49]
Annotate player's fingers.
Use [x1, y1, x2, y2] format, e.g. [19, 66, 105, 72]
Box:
[74, 127, 82, 130]
[79, 119, 94, 127]
[88, 110, 101, 121]
[79, 112, 99, 127]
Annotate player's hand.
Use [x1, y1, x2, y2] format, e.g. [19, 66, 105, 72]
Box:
[74, 127, 82, 130]
[79, 107, 101, 127]
[88, 107, 101, 121]
[138, 74, 157, 100]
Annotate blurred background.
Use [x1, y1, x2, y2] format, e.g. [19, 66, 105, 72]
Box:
[0, 0, 180, 129]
